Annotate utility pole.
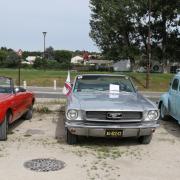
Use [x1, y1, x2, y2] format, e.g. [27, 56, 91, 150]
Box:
[146, 0, 151, 89]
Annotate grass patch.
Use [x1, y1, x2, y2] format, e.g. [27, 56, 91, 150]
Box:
[0, 68, 174, 91]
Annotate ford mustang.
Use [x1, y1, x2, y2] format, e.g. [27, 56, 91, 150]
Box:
[0, 76, 35, 140]
[65, 74, 159, 145]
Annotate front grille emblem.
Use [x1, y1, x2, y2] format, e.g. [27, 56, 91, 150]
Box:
[107, 112, 123, 119]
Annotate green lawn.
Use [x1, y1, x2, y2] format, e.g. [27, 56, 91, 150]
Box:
[0, 68, 174, 91]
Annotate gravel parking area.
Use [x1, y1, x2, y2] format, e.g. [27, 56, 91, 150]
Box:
[0, 100, 180, 180]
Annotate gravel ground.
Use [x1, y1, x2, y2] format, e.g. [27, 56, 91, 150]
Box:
[0, 100, 180, 180]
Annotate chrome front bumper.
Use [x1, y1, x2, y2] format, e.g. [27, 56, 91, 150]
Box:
[65, 121, 159, 137]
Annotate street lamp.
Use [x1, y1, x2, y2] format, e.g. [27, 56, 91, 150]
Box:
[42, 32, 47, 71]
[42, 32, 47, 58]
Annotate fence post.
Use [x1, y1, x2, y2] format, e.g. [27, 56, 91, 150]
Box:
[23, 81, 27, 89]
[54, 80, 57, 90]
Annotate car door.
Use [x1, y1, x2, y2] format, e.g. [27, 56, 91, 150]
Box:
[17, 89, 29, 117]
[11, 92, 24, 121]
[169, 78, 179, 118]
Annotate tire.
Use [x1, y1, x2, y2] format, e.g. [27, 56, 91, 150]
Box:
[160, 103, 168, 121]
[66, 129, 78, 145]
[0, 114, 8, 141]
[23, 106, 33, 120]
[138, 134, 152, 144]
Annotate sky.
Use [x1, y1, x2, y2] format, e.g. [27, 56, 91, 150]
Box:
[0, 0, 99, 52]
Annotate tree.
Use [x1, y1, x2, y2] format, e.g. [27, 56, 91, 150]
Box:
[45, 46, 54, 60]
[0, 50, 7, 64]
[89, 0, 180, 63]
[6, 51, 19, 68]
[54, 50, 72, 66]
[89, 0, 140, 60]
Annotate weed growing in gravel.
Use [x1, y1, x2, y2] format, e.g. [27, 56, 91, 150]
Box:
[34, 105, 51, 114]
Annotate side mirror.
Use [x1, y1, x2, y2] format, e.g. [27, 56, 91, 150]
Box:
[15, 87, 26, 93]
[15, 87, 20, 93]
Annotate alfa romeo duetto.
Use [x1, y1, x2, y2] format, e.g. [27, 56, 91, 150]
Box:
[65, 74, 159, 145]
[0, 76, 35, 140]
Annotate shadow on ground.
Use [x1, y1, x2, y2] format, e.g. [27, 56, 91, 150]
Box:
[8, 117, 26, 134]
[160, 117, 180, 138]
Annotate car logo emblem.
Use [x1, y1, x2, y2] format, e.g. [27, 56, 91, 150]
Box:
[107, 112, 123, 119]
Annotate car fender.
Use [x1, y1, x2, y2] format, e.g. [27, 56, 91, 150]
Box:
[0, 104, 8, 124]
[159, 93, 169, 111]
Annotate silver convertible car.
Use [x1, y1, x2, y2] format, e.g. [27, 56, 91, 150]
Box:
[65, 74, 159, 145]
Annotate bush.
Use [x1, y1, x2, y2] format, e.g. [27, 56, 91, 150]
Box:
[33, 58, 71, 70]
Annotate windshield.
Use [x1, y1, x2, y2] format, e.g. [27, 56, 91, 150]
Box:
[74, 75, 135, 93]
[0, 77, 13, 94]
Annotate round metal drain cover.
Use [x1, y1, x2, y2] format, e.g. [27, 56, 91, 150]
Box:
[24, 158, 65, 172]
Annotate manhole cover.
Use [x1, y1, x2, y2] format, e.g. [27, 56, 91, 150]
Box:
[24, 158, 65, 172]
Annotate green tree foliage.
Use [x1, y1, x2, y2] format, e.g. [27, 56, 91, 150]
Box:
[0, 50, 8, 64]
[54, 50, 72, 68]
[54, 50, 72, 62]
[46, 46, 54, 60]
[6, 51, 19, 68]
[90, 0, 140, 60]
[89, 0, 180, 62]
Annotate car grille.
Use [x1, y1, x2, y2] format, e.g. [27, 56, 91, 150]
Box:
[85, 111, 143, 122]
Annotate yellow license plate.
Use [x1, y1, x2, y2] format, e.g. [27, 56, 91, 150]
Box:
[105, 130, 122, 137]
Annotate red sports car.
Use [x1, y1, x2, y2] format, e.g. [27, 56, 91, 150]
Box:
[0, 76, 35, 140]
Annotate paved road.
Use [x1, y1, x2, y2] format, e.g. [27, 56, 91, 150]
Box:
[26, 86, 164, 102]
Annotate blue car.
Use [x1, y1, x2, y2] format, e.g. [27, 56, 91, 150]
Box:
[159, 72, 180, 123]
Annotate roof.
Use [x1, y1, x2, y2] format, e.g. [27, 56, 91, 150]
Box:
[175, 72, 180, 77]
[71, 56, 83, 60]
[76, 74, 128, 78]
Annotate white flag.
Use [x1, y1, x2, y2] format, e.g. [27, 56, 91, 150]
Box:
[63, 71, 72, 96]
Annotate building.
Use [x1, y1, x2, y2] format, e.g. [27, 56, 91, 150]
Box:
[113, 60, 131, 72]
[71, 56, 84, 64]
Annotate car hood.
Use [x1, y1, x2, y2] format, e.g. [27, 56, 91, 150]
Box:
[0, 93, 12, 102]
[68, 92, 156, 111]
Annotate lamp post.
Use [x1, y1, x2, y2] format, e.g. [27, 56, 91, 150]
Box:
[42, 32, 47, 71]
[42, 32, 47, 58]
[146, 0, 151, 89]
[17, 49, 23, 87]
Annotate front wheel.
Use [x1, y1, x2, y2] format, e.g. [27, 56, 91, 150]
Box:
[138, 134, 152, 144]
[0, 114, 8, 141]
[160, 103, 168, 120]
[23, 106, 33, 120]
[66, 129, 78, 145]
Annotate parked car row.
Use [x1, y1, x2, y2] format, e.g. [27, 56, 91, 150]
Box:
[0, 72, 180, 145]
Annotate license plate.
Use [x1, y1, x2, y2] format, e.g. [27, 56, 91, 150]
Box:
[105, 130, 122, 137]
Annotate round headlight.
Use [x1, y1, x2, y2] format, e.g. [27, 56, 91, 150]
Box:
[147, 110, 158, 120]
[67, 110, 78, 120]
